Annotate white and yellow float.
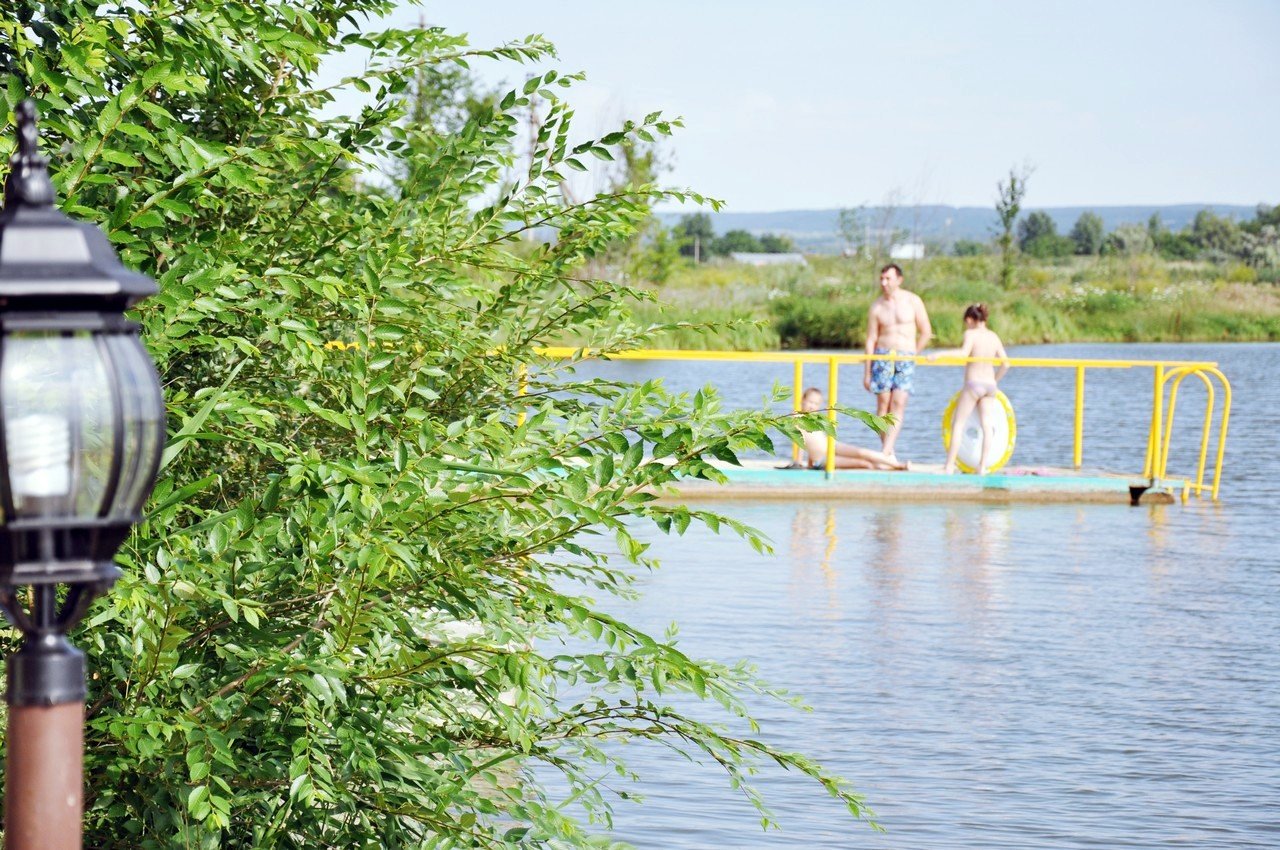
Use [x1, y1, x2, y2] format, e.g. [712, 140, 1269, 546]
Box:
[940, 390, 1017, 473]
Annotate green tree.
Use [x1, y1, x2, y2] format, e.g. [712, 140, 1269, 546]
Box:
[1244, 202, 1280, 233]
[1017, 210, 1057, 249]
[1190, 209, 1243, 258]
[715, 229, 763, 254]
[1103, 223, 1154, 256]
[952, 239, 988, 256]
[674, 212, 717, 260]
[596, 133, 675, 279]
[0, 3, 870, 847]
[1146, 214, 1197, 260]
[994, 165, 1032, 287]
[836, 205, 867, 256]
[758, 232, 795, 253]
[1069, 212, 1105, 255]
[627, 223, 684, 283]
[1241, 224, 1280, 269]
[1017, 210, 1072, 258]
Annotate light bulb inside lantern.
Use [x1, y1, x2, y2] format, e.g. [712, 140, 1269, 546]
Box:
[7, 413, 72, 499]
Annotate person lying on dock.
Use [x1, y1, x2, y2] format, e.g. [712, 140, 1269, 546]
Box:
[799, 387, 909, 471]
[926, 303, 1010, 475]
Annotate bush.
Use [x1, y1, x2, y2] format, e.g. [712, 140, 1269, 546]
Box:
[1224, 263, 1258, 283]
[771, 292, 864, 348]
[1, 4, 870, 847]
[1255, 266, 1280, 285]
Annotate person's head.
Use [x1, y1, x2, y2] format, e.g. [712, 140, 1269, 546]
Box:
[878, 263, 903, 296]
[963, 302, 989, 327]
[801, 386, 824, 413]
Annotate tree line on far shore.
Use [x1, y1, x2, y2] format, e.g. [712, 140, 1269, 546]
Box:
[670, 212, 796, 258]
[954, 204, 1280, 268]
[663, 199, 1280, 279]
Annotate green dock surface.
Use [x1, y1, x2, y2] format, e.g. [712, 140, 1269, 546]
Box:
[670, 461, 1180, 504]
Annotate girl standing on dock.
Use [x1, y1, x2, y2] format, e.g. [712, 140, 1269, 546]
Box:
[928, 304, 1011, 475]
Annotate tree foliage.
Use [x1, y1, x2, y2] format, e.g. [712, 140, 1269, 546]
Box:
[757, 232, 795, 253]
[1069, 212, 1104, 255]
[1189, 209, 1244, 258]
[0, 2, 871, 847]
[951, 239, 988, 257]
[993, 165, 1032, 287]
[1017, 210, 1072, 259]
[1104, 223, 1154, 257]
[673, 212, 715, 260]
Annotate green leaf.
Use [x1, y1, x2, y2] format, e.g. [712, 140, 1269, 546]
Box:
[158, 360, 248, 472]
[100, 148, 142, 167]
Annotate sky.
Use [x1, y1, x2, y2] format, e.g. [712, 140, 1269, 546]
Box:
[323, 1, 1280, 213]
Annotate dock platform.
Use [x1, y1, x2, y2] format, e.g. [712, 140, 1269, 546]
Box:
[670, 460, 1183, 504]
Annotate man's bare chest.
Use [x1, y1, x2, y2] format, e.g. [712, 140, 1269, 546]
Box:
[874, 296, 915, 326]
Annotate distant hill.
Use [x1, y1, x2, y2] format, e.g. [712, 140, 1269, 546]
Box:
[656, 204, 1262, 254]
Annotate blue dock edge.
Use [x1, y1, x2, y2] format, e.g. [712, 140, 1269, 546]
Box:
[669, 462, 1182, 504]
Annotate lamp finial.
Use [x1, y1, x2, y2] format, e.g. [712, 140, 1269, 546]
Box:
[4, 99, 55, 209]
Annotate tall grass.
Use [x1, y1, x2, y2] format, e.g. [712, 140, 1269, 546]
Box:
[627, 255, 1280, 349]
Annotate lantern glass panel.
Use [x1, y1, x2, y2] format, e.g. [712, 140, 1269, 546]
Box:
[1, 332, 115, 520]
[106, 333, 163, 518]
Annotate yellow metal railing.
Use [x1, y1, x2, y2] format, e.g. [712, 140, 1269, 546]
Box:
[1152, 365, 1231, 501]
[532, 347, 1231, 500]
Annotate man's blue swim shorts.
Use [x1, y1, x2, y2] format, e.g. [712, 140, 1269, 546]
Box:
[869, 347, 915, 394]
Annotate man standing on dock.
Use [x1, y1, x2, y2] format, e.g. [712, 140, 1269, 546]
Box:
[863, 263, 932, 459]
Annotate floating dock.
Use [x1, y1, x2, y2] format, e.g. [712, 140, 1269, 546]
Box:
[669, 460, 1185, 504]
[536, 347, 1230, 505]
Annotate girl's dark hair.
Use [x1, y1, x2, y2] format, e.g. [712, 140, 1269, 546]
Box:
[963, 303, 989, 323]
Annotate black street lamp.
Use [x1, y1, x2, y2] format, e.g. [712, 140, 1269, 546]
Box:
[0, 101, 165, 850]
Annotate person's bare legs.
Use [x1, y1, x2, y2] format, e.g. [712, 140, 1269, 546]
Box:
[976, 396, 999, 475]
[874, 391, 892, 453]
[833, 442, 908, 470]
[944, 390, 979, 474]
[830, 456, 878, 469]
[881, 389, 909, 458]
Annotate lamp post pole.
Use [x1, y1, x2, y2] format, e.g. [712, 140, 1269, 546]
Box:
[0, 100, 166, 850]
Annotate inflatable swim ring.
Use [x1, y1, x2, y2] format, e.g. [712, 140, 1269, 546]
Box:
[940, 390, 1016, 473]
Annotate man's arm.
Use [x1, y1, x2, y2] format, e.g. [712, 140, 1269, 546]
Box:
[863, 304, 879, 390]
[913, 294, 933, 354]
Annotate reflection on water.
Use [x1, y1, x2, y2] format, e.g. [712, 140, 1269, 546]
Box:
[566, 345, 1280, 849]
[600, 497, 1280, 849]
[788, 506, 840, 610]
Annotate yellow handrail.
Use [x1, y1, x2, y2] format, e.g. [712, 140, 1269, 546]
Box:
[1205, 367, 1232, 501]
[1144, 364, 1165, 478]
[1160, 367, 1214, 491]
[527, 346, 1232, 499]
[536, 346, 1218, 371]
[1155, 366, 1231, 500]
[826, 358, 838, 476]
[1073, 365, 1085, 468]
[792, 361, 803, 464]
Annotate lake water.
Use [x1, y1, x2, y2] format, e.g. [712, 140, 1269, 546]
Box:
[563, 343, 1279, 848]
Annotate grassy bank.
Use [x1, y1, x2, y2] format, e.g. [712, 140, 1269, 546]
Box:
[626, 255, 1280, 350]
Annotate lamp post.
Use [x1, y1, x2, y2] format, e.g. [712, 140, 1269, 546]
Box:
[0, 101, 165, 850]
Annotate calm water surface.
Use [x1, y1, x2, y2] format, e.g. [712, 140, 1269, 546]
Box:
[566, 343, 1279, 849]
